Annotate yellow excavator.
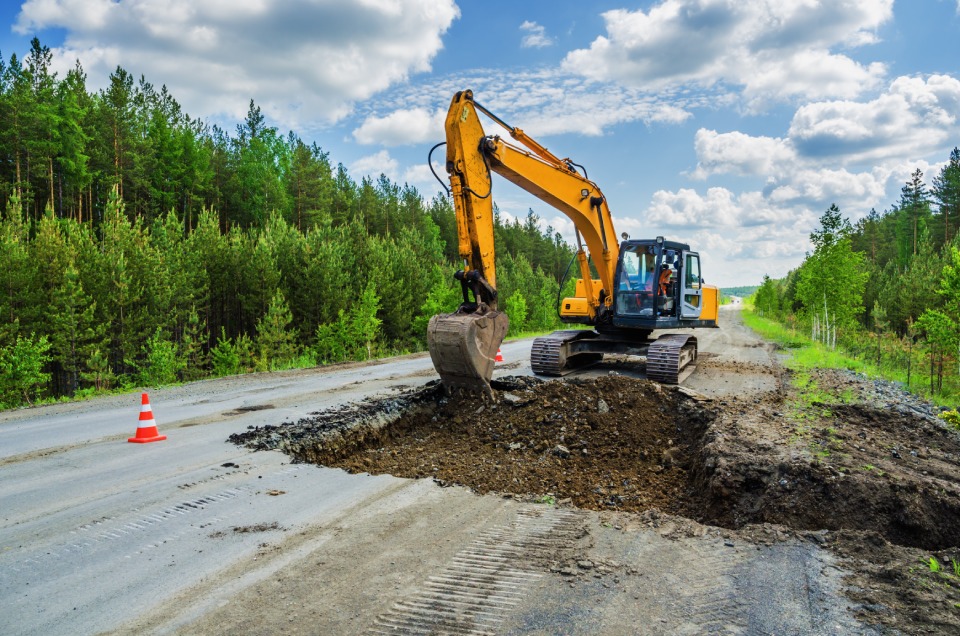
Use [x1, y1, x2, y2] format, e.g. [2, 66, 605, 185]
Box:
[427, 90, 718, 396]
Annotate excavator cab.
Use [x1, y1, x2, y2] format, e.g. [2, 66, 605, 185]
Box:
[608, 238, 712, 330]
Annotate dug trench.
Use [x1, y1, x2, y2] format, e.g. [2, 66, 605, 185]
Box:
[231, 373, 960, 633]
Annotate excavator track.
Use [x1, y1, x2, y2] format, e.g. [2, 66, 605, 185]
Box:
[530, 330, 601, 376]
[646, 334, 698, 384]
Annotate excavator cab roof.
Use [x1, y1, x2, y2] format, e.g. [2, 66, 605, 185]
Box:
[620, 238, 690, 253]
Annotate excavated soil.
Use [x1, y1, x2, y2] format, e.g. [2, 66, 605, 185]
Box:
[231, 371, 960, 635]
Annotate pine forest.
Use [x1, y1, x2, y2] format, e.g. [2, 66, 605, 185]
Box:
[6, 37, 960, 410]
[0, 39, 576, 408]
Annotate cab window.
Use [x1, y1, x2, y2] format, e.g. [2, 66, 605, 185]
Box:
[619, 248, 654, 291]
[685, 254, 700, 289]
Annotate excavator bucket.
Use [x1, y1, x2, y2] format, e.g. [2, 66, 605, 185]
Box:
[427, 309, 509, 397]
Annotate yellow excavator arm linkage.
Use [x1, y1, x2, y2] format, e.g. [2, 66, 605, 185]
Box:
[444, 90, 620, 316]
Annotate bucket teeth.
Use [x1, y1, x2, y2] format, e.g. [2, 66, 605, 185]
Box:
[428, 310, 509, 397]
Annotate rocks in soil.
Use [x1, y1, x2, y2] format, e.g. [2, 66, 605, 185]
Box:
[232, 376, 712, 514]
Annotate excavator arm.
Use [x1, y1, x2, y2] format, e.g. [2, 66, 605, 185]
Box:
[428, 89, 622, 395]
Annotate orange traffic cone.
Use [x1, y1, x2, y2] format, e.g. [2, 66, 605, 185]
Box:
[495, 348, 503, 363]
[128, 392, 167, 443]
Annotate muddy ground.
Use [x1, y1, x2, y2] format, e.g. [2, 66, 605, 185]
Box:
[233, 364, 960, 634]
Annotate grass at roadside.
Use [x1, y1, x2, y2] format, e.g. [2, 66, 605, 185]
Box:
[741, 307, 958, 408]
[741, 309, 872, 375]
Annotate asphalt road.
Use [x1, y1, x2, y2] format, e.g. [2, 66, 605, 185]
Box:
[0, 311, 877, 635]
[0, 341, 533, 635]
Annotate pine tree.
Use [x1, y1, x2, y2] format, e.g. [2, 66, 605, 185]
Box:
[56, 62, 92, 221]
[933, 148, 960, 248]
[0, 195, 34, 333]
[350, 282, 382, 360]
[255, 290, 297, 371]
[3, 54, 33, 205]
[135, 327, 182, 387]
[49, 263, 102, 394]
[896, 169, 932, 265]
[211, 327, 240, 377]
[795, 205, 868, 343]
[179, 307, 209, 381]
[81, 347, 115, 391]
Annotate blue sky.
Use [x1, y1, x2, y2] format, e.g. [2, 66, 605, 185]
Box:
[2, 1, 959, 287]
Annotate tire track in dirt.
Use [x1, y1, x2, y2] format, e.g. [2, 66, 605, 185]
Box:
[369, 507, 585, 635]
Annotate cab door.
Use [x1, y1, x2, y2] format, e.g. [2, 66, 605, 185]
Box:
[680, 251, 702, 319]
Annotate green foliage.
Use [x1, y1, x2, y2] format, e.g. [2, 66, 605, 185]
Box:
[506, 291, 528, 335]
[0, 41, 584, 409]
[49, 262, 103, 394]
[939, 409, 960, 431]
[80, 347, 115, 391]
[753, 275, 780, 318]
[0, 334, 52, 407]
[135, 328, 183, 387]
[314, 282, 382, 363]
[179, 308, 209, 381]
[255, 290, 298, 371]
[412, 271, 461, 338]
[211, 328, 240, 377]
[794, 205, 869, 344]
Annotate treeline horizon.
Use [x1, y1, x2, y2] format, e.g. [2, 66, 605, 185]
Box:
[753, 145, 960, 396]
[0, 38, 577, 408]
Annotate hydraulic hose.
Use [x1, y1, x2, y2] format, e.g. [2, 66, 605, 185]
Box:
[427, 142, 450, 196]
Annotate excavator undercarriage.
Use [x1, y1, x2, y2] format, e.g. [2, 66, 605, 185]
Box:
[530, 330, 698, 384]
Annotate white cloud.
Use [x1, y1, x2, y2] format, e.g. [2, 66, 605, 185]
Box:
[349, 150, 399, 181]
[632, 72, 960, 285]
[684, 73, 960, 222]
[401, 163, 446, 195]
[352, 107, 446, 146]
[789, 74, 960, 165]
[691, 129, 795, 179]
[520, 21, 553, 49]
[561, 0, 892, 108]
[645, 186, 809, 230]
[361, 69, 702, 143]
[15, 0, 459, 128]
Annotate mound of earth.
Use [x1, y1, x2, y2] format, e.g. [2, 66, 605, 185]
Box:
[231, 371, 960, 635]
[233, 376, 712, 513]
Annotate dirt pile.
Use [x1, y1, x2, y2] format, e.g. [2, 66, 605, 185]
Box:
[230, 374, 960, 546]
[232, 376, 714, 513]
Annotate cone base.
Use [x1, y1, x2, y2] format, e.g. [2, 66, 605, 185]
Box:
[128, 431, 166, 443]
